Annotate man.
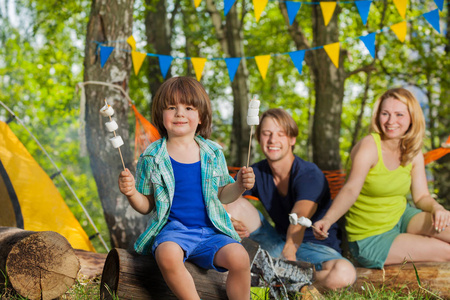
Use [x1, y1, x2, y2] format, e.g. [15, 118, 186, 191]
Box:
[225, 108, 356, 291]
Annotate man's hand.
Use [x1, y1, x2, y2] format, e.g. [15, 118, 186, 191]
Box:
[281, 243, 298, 261]
[231, 217, 250, 238]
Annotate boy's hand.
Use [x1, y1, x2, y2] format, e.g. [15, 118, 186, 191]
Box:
[118, 168, 136, 197]
[237, 166, 255, 191]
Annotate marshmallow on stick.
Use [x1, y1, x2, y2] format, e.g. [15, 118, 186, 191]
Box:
[100, 99, 126, 171]
[288, 213, 328, 237]
[246, 98, 260, 167]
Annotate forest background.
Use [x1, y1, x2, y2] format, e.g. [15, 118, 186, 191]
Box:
[0, 0, 449, 252]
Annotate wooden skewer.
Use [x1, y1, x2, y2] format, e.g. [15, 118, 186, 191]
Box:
[246, 125, 253, 168]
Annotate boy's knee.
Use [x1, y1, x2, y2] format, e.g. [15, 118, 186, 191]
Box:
[333, 260, 357, 287]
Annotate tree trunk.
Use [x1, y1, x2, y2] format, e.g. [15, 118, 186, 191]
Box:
[84, 0, 147, 249]
[145, 0, 174, 102]
[74, 249, 107, 280]
[206, 0, 251, 166]
[0, 227, 79, 300]
[279, 1, 345, 171]
[355, 262, 450, 298]
[310, 3, 346, 171]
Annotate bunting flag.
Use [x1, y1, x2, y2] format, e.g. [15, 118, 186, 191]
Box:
[253, 0, 268, 22]
[225, 57, 241, 82]
[434, 0, 444, 11]
[320, 2, 337, 26]
[359, 33, 376, 58]
[100, 46, 114, 68]
[191, 57, 207, 81]
[323, 42, 340, 68]
[127, 35, 136, 51]
[224, 0, 237, 16]
[194, 0, 202, 8]
[131, 52, 147, 75]
[159, 55, 173, 79]
[393, 0, 408, 19]
[289, 50, 306, 75]
[390, 21, 407, 42]
[255, 55, 271, 80]
[355, 1, 372, 26]
[286, 1, 302, 26]
[423, 9, 440, 34]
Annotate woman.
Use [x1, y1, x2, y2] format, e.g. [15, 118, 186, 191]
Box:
[313, 88, 450, 269]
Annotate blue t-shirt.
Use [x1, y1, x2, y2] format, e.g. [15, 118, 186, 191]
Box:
[169, 157, 213, 228]
[244, 156, 341, 252]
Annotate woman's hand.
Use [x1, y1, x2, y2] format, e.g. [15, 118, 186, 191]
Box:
[312, 219, 332, 240]
[431, 204, 450, 233]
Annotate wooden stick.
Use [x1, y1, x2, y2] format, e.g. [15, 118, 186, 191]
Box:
[246, 125, 253, 167]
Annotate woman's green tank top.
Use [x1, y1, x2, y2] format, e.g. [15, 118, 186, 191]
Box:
[345, 133, 412, 242]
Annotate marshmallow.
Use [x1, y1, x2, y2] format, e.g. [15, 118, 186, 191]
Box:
[442, 142, 450, 149]
[289, 213, 298, 225]
[110, 136, 124, 148]
[247, 99, 260, 126]
[247, 116, 259, 126]
[248, 108, 259, 117]
[100, 104, 114, 117]
[298, 217, 312, 228]
[248, 99, 260, 109]
[105, 120, 119, 132]
[289, 213, 312, 228]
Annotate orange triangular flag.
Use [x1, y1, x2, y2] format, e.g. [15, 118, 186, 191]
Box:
[131, 52, 147, 75]
[323, 42, 340, 68]
[127, 35, 136, 51]
[391, 21, 407, 42]
[253, 0, 269, 22]
[255, 55, 271, 80]
[191, 57, 207, 81]
[194, 0, 202, 8]
[393, 0, 408, 19]
[320, 2, 337, 26]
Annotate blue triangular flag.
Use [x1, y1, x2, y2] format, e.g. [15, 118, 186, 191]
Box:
[158, 55, 173, 79]
[224, 0, 237, 16]
[355, 1, 372, 26]
[423, 9, 440, 34]
[359, 32, 376, 58]
[434, 0, 444, 11]
[100, 46, 114, 68]
[225, 57, 241, 82]
[289, 50, 305, 75]
[286, 1, 301, 26]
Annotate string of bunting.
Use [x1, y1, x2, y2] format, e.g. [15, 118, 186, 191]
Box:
[197, 0, 444, 25]
[97, 4, 442, 82]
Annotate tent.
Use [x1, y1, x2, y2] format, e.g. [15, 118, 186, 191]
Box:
[0, 121, 95, 251]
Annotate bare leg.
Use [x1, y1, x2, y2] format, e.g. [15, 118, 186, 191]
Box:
[313, 259, 356, 291]
[214, 243, 251, 300]
[224, 196, 262, 234]
[385, 212, 450, 265]
[155, 242, 200, 300]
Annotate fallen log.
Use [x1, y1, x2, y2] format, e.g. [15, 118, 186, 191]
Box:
[100, 238, 315, 300]
[355, 262, 450, 298]
[74, 249, 107, 279]
[0, 226, 80, 300]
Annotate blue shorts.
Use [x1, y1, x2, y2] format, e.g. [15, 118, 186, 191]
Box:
[151, 220, 239, 272]
[348, 204, 422, 269]
[249, 212, 346, 271]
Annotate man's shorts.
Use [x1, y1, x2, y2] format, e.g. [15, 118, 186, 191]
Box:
[348, 204, 422, 269]
[249, 212, 346, 271]
[152, 220, 239, 272]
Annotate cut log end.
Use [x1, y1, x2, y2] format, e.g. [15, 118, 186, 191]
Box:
[0, 227, 80, 300]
